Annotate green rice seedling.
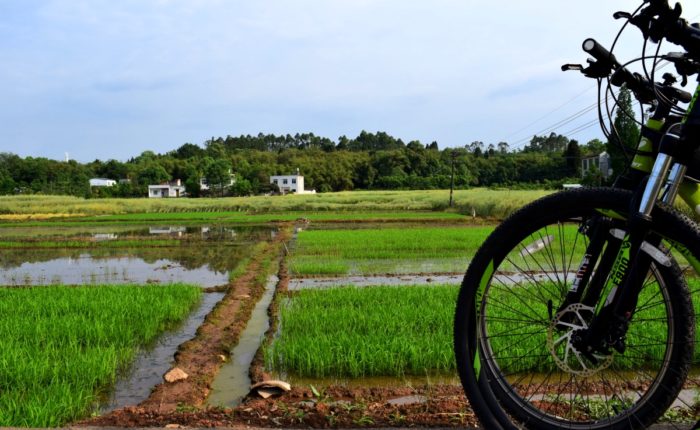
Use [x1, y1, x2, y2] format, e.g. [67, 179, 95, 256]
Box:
[289, 227, 495, 276]
[0, 283, 201, 427]
[266, 285, 458, 377]
[289, 224, 588, 276]
[293, 227, 494, 260]
[266, 283, 700, 379]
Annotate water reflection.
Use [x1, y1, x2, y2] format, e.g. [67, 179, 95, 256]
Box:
[0, 225, 273, 287]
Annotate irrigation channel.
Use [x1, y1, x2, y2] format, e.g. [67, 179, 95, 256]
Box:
[208, 274, 279, 406]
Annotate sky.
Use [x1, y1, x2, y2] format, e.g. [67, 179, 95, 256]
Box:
[2, 0, 700, 162]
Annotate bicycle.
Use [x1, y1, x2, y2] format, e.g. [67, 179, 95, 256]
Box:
[454, 1, 700, 429]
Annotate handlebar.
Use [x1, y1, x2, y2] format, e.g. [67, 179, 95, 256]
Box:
[582, 39, 618, 69]
[581, 38, 652, 99]
[566, 37, 692, 105]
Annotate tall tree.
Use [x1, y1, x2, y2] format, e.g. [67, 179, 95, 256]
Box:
[607, 85, 640, 176]
[584, 138, 606, 155]
[563, 139, 582, 177]
[136, 163, 170, 186]
[203, 158, 232, 197]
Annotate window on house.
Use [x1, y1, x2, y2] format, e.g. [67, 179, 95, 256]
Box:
[273, 179, 278, 184]
[292, 179, 296, 184]
[283, 179, 288, 184]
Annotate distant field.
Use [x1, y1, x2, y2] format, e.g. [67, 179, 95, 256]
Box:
[0, 189, 550, 221]
[77, 211, 469, 224]
[0, 283, 201, 427]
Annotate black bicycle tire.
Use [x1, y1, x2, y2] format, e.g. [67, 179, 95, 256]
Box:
[454, 187, 696, 430]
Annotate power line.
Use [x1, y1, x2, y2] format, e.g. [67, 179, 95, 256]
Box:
[501, 85, 596, 141]
[509, 102, 599, 148]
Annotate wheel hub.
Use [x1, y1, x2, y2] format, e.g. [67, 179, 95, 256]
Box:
[546, 303, 613, 376]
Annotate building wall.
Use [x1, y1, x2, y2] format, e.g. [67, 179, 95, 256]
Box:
[89, 178, 116, 187]
[148, 185, 185, 198]
[270, 175, 302, 193]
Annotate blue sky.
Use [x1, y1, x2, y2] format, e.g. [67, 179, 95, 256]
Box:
[2, 1, 699, 162]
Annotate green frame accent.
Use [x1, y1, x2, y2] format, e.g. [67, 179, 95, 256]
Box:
[631, 118, 664, 173]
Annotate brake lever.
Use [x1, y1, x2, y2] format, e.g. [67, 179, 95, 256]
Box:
[662, 52, 696, 86]
[582, 58, 615, 79]
[613, 11, 633, 20]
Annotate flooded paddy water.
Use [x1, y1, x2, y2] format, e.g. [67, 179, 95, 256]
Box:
[0, 225, 271, 287]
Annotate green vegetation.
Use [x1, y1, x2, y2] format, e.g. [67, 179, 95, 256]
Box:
[266, 285, 457, 377]
[0, 284, 201, 427]
[0, 189, 548, 220]
[266, 283, 699, 378]
[290, 226, 495, 275]
[79, 210, 469, 223]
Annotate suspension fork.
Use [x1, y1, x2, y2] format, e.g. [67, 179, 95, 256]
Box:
[556, 216, 618, 313]
[557, 115, 668, 316]
[583, 131, 683, 355]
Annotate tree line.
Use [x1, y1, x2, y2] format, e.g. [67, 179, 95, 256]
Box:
[0, 132, 608, 198]
[0, 85, 641, 198]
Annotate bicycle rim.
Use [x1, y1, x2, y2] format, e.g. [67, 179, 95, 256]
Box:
[475, 205, 690, 428]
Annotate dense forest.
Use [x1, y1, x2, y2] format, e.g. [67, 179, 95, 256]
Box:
[0, 131, 608, 198]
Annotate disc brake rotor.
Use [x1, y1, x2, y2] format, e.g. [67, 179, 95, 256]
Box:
[547, 303, 613, 376]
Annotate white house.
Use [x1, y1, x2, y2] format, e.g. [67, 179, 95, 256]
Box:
[89, 178, 117, 187]
[270, 172, 315, 194]
[581, 152, 612, 179]
[148, 179, 186, 198]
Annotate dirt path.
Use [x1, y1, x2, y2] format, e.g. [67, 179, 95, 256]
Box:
[79, 384, 479, 428]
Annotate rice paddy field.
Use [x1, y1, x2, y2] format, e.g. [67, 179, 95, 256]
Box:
[0, 239, 179, 249]
[2, 188, 699, 426]
[0, 284, 201, 427]
[289, 227, 495, 275]
[266, 285, 457, 377]
[265, 283, 700, 379]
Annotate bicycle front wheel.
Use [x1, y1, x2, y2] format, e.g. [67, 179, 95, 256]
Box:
[455, 188, 696, 430]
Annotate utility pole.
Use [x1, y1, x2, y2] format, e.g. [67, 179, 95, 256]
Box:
[449, 150, 456, 208]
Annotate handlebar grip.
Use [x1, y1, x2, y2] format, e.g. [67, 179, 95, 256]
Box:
[582, 38, 619, 67]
